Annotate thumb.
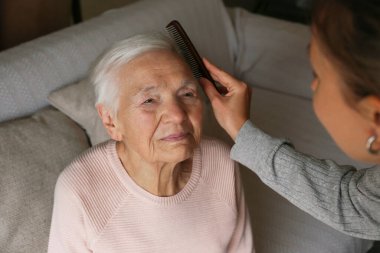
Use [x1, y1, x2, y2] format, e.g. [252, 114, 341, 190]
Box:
[199, 77, 221, 102]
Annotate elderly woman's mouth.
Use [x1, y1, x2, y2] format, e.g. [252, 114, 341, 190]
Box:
[161, 133, 190, 142]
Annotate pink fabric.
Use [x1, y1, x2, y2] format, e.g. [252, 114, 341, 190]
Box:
[48, 137, 254, 252]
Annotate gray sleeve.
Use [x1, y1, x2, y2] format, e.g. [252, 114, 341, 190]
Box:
[231, 120, 380, 240]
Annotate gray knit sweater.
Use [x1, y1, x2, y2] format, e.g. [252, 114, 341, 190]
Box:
[231, 121, 380, 240]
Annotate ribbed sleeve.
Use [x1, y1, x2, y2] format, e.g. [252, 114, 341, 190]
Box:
[231, 120, 380, 240]
[48, 138, 254, 252]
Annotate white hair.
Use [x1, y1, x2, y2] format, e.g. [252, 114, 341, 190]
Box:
[90, 32, 180, 116]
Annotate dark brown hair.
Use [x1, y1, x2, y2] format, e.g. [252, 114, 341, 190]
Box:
[312, 0, 380, 102]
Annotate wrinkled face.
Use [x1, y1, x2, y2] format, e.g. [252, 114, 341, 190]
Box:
[113, 50, 203, 164]
[310, 35, 374, 162]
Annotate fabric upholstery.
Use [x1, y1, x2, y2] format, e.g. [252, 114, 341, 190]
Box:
[0, 108, 90, 253]
[0, 0, 236, 123]
[231, 8, 314, 99]
[48, 80, 109, 145]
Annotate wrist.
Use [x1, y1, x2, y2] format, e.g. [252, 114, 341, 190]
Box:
[228, 118, 248, 142]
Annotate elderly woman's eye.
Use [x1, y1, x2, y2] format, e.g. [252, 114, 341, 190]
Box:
[183, 92, 195, 97]
[143, 98, 154, 104]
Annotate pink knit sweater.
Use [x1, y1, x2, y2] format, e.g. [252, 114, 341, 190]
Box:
[48, 137, 253, 252]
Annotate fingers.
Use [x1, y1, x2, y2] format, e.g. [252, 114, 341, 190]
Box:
[199, 77, 221, 102]
[203, 58, 242, 90]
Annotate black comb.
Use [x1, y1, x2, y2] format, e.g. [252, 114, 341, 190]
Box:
[165, 20, 226, 94]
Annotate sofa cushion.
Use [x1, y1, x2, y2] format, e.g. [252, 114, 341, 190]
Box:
[0, 0, 236, 123]
[231, 8, 314, 99]
[0, 107, 90, 253]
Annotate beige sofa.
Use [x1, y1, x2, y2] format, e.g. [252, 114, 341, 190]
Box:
[0, 0, 374, 252]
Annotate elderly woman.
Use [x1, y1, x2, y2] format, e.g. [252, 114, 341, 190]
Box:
[47, 33, 253, 252]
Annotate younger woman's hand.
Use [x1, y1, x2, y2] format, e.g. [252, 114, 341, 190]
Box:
[200, 58, 251, 141]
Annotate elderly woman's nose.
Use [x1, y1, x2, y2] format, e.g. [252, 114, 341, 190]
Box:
[162, 99, 187, 122]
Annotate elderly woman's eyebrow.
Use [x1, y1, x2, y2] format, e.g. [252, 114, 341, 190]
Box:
[134, 81, 197, 95]
[181, 79, 197, 88]
[139, 86, 157, 93]
[132, 85, 157, 97]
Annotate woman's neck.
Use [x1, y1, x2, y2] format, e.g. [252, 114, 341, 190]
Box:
[116, 142, 192, 197]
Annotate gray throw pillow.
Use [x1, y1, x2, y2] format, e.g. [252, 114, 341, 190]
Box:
[48, 80, 110, 146]
[0, 107, 90, 253]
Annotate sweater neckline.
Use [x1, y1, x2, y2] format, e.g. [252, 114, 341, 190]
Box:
[107, 140, 202, 206]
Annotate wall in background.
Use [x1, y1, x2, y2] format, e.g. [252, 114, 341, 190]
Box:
[0, 0, 72, 50]
[80, 0, 138, 20]
[0, 0, 139, 51]
[80, 0, 259, 20]
[223, 0, 259, 12]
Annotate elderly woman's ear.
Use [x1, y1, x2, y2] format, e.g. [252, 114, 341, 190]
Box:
[96, 104, 123, 141]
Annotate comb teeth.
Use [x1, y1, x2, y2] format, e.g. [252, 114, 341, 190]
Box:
[165, 20, 226, 95]
[165, 24, 203, 79]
